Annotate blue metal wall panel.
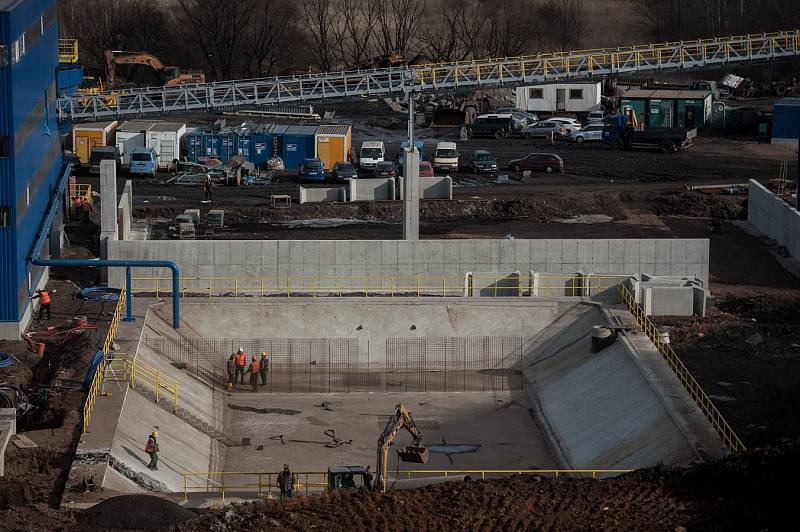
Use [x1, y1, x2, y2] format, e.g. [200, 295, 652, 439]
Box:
[282, 126, 318, 169]
[773, 98, 800, 140]
[0, 9, 14, 321]
[0, 0, 61, 323]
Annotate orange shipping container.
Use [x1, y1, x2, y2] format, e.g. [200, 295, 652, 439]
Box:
[72, 121, 118, 165]
[315, 125, 352, 170]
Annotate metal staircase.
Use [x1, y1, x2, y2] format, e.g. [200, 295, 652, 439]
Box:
[57, 30, 800, 121]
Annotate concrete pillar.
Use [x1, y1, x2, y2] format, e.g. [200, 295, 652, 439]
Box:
[403, 147, 420, 240]
[99, 159, 118, 259]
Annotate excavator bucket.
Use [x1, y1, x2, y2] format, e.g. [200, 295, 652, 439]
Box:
[398, 445, 429, 464]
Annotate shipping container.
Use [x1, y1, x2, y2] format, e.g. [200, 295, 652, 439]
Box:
[72, 120, 117, 165]
[281, 125, 318, 169]
[185, 128, 204, 162]
[57, 62, 83, 96]
[248, 123, 275, 167]
[146, 122, 186, 168]
[315, 124, 351, 169]
[516, 82, 601, 113]
[620, 89, 712, 129]
[772, 98, 800, 146]
[116, 120, 156, 165]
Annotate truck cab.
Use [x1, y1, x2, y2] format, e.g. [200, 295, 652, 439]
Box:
[359, 141, 385, 170]
[398, 140, 425, 170]
[433, 142, 459, 173]
[327, 466, 373, 491]
[128, 147, 159, 177]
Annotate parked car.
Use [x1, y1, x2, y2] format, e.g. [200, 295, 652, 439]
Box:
[433, 141, 459, 172]
[586, 110, 606, 123]
[570, 123, 605, 143]
[332, 161, 358, 180]
[374, 160, 398, 178]
[128, 147, 159, 177]
[495, 107, 539, 124]
[471, 150, 498, 173]
[359, 140, 385, 169]
[508, 153, 564, 173]
[465, 114, 519, 139]
[89, 146, 120, 175]
[521, 121, 567, 139]
[418, 161, 434, 177]
[549, 117, 583, 134]
[299, 158, 326, 182]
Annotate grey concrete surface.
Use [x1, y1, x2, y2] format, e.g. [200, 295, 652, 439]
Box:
[469, 271, 521, 297]
[0, 408, 16, 478]
[299, 186, 347, 204]
[403, 148, 420, 239]
[107, 239, 710, 292]
[221, 391, 557, 489]
[350, 177, 396, 201]
[524, 302, 725, 469]
[748, 178, 800, 259]
[643, 286, 695, 316]
[398, 176, 453, 200]
[117, 180, 133, 241]
[100, 160, 118, 260]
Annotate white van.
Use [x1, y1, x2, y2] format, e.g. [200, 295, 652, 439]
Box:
[359, 141, 385, 170]
[433, 141, 459, 172]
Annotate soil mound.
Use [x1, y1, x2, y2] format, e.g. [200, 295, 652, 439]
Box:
[75, 495, 196, 531]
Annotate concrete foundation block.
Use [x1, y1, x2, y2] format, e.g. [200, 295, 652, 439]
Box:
[350, 178, 396, 201]
[643, 286, 695, 316]
[299, 186, 347, 204]
[469, 271, 522, 297]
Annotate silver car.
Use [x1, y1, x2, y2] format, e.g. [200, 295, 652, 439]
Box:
[549, 117, 582, 134]
[570, 123, 605, 143]
[521, 121, 568, 139]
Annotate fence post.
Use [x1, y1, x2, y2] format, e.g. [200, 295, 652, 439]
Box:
[183, 475, 188, 501]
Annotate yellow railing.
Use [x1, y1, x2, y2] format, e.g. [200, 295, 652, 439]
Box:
[128, 275, 624, 299]
[181, 471, 328, 501]
[73, 184, 92, 203]
[618, 284, 746, 453]
[106, 353, 180, 413]
[83, 288, 126, 433]
[58, 38, 79, 64]
[180, 469, 632, 501]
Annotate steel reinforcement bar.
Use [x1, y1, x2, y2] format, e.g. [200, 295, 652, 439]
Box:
[618, 284, 746, 453]
[58, 30, 800, 121]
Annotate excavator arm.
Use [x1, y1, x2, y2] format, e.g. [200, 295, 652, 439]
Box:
[105, 50, 167, 85]
[375, 403, 428, 492]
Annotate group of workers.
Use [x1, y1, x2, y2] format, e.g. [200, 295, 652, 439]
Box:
[227, 348, 269, 392]
[72, 195, 93, 224]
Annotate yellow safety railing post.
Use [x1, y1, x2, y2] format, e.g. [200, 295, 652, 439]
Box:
[221, 474, 225, 501]
[183, 475, 188, 501]
[155, 372, 161, 404]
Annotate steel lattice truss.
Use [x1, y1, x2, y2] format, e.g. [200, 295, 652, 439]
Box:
[58, 30, 800, 121]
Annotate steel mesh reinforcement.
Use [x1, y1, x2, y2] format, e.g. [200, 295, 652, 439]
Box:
[144, 336, 524, 393]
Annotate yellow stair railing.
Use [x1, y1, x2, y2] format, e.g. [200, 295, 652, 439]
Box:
[58, 39, 79, 64]
[618, 283, 746, 453]
[106, 353, 180, 413]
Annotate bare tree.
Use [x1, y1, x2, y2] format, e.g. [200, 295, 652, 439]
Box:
[482, 0, 539, 58]
[418, 0, 486, 62]
[176, 0, 256, 80]
[243, 0, 295, 77]
[540, 0, 587, 51]
[300, 0, 338, 71]
[373, 0, 425, 56]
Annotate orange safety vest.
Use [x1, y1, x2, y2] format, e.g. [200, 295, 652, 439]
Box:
[73, 197, 82, 208]
[249, 360, 259, 373]
[38, 291, 51, 305]
[235, 353, 246, 367]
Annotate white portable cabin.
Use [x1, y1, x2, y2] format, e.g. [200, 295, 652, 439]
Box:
[146, 122, 187, 169]
[116, 120, 157, 165]
[516, 82, 601, 113]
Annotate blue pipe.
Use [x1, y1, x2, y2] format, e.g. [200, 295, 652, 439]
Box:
[28, 163, 181, 329]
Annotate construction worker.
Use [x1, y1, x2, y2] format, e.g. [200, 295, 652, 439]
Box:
[277, 464, 295, 500]
[31, 289, 53, 320]
[234, 348, 247, 386]
[81, 197, 93, 225]
[145, 431, 159, 470]
[226, 354, 236, 390]
[244, 355, 260, 392]
[72, 196, 82, 221]
[203, 174, 213, 201]
[259, 352, 269, 386]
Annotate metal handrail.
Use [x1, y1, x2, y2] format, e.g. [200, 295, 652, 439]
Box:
[106, 353, 180, 413]
[58, 39, 79, 64]
[125, 274, 623, 299]
[102, 289, 126, 354]
[617, 284, 746, 453]
[180, 468, 632, 501]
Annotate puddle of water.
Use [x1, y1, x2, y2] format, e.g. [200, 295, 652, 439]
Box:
[228, 404, 301, 415]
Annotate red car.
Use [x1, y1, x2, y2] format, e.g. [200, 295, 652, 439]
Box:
[419, 161, 434, 177]
[507, 153, 564, 173]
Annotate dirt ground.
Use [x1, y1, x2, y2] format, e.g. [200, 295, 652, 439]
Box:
[175, 439, 800, 532]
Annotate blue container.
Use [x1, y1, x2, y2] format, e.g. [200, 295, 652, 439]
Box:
[1, 0, 62, 324]
[773, 98, 800, 140]
[57, 63, 83, 96]
[281, 125, 318, 169]
[248, 123, 275, 167]
[186, 131, 204, 162]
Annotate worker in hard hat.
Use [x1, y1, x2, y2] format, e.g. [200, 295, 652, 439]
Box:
[244, 355, 260, 392]
[145, 431, 159, 470]
[233, 348, 247, 386]
[226, 354, 236, 391]
[259, 352, 269, 387]
[277, 464, 295, 500]
[30, 288, 54, 320]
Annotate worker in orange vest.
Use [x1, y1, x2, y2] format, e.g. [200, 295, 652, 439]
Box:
[244, 356, 260, 392]
[31, 289, 54, 320]
[82, 198, 93, 225]
[233, 348, 247, 386]
[72, 196, 82, 223]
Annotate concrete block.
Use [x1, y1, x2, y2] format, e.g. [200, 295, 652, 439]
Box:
[418, 176, 453, 199]
[207, 209, 225, 228]
[692, 286, 707, 317]
[183, 209, 200, 225]
[350, 178, 396, 201]
[299, 186, 347, 204]
[469, 271, 522, 297]
[643, 286, 695, 316]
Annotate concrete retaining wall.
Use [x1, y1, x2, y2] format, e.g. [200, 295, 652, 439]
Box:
[299, 186, 347, 204]
[349, 178, 396, 201]
[108, 239, 710, 292]
[117, 180, 133, 241]
[397, 176, 453, 200]
[748, 179, 800, 258]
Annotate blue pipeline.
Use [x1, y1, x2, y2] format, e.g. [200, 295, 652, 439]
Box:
[28, 163, 181, 329]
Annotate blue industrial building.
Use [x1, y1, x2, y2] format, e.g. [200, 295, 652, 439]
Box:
[0, 0, 64, 338]
[772, 98, 800, 147]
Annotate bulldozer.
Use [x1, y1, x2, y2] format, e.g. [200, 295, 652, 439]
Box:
[327, 403, 430, 493]
[104, 50, 205, 87]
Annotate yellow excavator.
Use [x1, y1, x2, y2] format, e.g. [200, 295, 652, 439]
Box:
[327, 403, 429, 493]
[104, 50, 206, 87]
